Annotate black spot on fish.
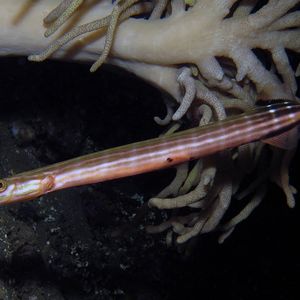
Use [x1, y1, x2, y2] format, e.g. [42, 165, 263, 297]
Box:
[166, 157, 173, 163]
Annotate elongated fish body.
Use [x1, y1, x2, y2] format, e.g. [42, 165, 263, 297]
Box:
[0, 100, 300, 205]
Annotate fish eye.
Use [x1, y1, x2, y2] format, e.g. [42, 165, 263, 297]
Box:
[0, 179, 8, 192]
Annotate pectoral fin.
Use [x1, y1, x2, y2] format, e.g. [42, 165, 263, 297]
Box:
[41, 175, 55, 193]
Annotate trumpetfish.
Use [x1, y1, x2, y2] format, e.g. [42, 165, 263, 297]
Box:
[0, 100, 299, 205]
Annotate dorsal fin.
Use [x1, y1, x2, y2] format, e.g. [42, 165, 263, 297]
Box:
[262, 127, 298, 150]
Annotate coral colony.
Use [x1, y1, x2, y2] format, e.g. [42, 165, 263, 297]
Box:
[0, 0, 299, 244]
